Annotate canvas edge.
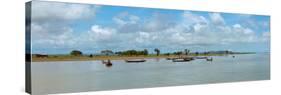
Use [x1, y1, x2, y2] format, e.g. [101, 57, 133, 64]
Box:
[25, 1, 32, 94]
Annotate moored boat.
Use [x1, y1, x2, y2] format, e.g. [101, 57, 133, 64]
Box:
[102, 60, 113, 67]
[172, 57, 194, 62]
[125, 59, 146, 63]
[206, 57, 213, 61]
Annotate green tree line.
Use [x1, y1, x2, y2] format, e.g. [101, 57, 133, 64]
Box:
[115, 49, 149, 56]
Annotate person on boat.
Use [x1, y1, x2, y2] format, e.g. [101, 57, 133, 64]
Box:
[105, 59, 112, 67]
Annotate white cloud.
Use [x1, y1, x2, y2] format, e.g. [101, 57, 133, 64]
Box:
[112, 12, 141, 33]
[143, 13, 176, 32]
[233, 24, 242, 28]
[31, 1, 99, 51]
[32, 1, 98, 21]
[88, 25, 116, 41]
[30, 2, 270, 53]
[209, 13, 225, 25]
[193, 23, 208, 32]
[182, 11, 208, 25]
[113, 11, 267, 49]
[113, 12, 140, 26]
[135, 32, 150, 43]
[31, 23, 76, 49]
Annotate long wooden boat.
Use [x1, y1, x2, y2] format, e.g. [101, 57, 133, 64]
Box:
[172, 57, 194, 62]
[125, 59, 146, 63]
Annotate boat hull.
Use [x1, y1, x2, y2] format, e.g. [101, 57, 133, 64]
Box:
[125, 59, 146, 63]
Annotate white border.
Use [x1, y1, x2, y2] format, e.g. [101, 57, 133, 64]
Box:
[1, 0, 280, 95]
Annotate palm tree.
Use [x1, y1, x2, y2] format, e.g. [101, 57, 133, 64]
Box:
[143, 49, 148, 55]
[184, 49, 190, 55]
[154, 48, 160, 56]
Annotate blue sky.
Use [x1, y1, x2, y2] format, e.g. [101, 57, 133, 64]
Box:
[30, 1, 270, 54]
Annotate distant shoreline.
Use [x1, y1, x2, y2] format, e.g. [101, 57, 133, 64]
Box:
[31, 53, 255, 62]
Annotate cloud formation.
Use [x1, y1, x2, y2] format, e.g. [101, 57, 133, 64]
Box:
[31, 1, 99, 53]
[32, 1, 98, 22]
[30, 1, 270, 54]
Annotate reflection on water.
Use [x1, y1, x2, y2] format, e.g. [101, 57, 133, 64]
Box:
[31, 53, 270, 95]
[155, 58, 160, 62]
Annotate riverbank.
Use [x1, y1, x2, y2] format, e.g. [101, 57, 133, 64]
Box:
[31, 53, 250, 62]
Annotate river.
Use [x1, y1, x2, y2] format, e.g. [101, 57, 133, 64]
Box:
[31, 53, 270, 94]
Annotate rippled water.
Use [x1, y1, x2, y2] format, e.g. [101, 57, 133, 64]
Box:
[31, 53, 270, 94]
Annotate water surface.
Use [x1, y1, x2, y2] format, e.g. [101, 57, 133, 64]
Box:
[31, 53, 270, 94]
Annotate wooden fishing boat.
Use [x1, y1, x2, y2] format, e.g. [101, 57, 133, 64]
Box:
[206, 57, 213, 61]
[125, 59, 146, 63]
[172, 57, 194, 62]
[102, 60, 113, 67]
[105, 63, 112, 67]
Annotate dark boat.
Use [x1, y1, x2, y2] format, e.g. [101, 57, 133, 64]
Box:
[125, 59, 146, 63]
[172, 57, 194, 62]
[206, 57, 213, 61]
[102, 60, 113, 67]
[105, 62, 112, 67]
